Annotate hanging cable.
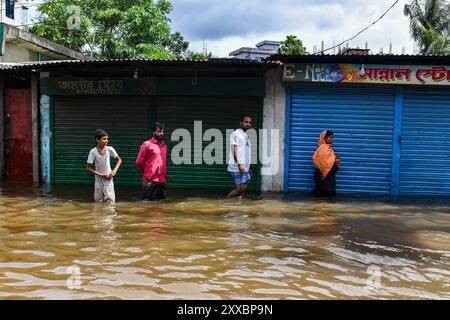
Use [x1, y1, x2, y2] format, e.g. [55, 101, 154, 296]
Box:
[315, 0, 400, 55]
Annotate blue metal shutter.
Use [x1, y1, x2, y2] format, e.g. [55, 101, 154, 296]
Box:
[287, 86, 396, 194]
[400, 88, 450, 195]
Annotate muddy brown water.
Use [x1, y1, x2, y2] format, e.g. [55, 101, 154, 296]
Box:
[0, 183, 449, 300]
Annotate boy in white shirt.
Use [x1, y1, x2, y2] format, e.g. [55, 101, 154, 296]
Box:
[86, 129, 122, 203]
[227, 115, 252, 197]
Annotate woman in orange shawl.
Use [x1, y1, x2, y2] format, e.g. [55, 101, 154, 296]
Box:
[312, 130, 341, 196]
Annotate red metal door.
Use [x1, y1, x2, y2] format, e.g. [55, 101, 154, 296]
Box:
[5, 89, 33, 182]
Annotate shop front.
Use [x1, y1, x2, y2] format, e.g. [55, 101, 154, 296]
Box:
[281, 60, 450, 196]
[37, 60, 269, 192]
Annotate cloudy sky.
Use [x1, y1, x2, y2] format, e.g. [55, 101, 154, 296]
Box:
[169, 0, 417, 57]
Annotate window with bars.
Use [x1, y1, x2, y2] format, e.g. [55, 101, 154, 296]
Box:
[6, 0, 15, 20]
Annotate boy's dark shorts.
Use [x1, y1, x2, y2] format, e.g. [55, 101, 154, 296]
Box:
[142, 182, 167, 201]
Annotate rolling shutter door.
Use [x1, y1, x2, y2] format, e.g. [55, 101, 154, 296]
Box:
[400, 88, 450, 195]
[53, 96, 149, 185]
[157, 97, 260, 191]
[287, 86, 396, 194]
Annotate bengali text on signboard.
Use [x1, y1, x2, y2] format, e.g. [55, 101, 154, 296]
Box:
[283, 64, 450, 86]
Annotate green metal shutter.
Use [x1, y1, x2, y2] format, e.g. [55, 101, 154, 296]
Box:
[157, 97, 260, 191]
[53, 96, 149, 185]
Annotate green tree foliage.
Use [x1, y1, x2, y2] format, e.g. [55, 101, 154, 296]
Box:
[185, 50, 213, 60]
[29, 0, 189, 59]
[423, 28, 450, 54]
[165, 32, 189, 58]
[278, 35, 307, 55]
[404, 0, 450, 54]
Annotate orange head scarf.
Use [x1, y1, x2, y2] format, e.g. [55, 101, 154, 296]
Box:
[312, 130, 336, 179]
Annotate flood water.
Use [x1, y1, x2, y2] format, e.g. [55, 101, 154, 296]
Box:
[0, 182, 449, 300]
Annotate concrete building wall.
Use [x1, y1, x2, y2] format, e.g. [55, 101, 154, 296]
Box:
[261, 67, 286, 192]
[1, 5, 18, 26]
[0, 43, 38, 62]
[257, 44, 280, 51]
[233, 52, 273, 61]
[1, 0, 32, 27]
[2, 23, 90, 61]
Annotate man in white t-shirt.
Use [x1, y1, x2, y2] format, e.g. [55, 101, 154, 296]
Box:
[227, 115, 252, 197]
[86, 129, 122, 203]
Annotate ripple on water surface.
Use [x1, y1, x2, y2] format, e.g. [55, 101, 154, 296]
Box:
[0, 186, 449, 299]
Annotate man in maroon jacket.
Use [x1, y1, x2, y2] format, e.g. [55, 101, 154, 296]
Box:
[136, 122, 168, 201]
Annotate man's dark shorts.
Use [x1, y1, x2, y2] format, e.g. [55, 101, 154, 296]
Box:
[142, 182, 167, 201]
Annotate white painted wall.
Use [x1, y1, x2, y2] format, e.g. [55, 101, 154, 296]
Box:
[261, 67, 286, 192]
[1, 0, 33, 27]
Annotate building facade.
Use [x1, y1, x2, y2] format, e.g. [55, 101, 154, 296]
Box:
[1, 0, 31, 27]
[1, 23, 87, 62]
[273, 54, 450, 196]
[3, 54, 450, 197]
[0, 23, 88, 183]
[4, 59, 276, 192]
[229, 41, 281, 61]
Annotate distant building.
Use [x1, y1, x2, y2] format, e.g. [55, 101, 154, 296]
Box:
[340, 48, 370, 56]
[229, 40, 281, 60]
[1, 0, 32, 28]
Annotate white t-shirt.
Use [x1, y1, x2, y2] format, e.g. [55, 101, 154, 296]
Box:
[228, 129, 251, 173]
[87, 146, 118, 174]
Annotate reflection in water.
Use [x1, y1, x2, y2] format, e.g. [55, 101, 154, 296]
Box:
[0, 183, 449, 299]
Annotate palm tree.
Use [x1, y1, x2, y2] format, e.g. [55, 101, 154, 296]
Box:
[404, 0, 450, 54]
[423, 28, 450, 54]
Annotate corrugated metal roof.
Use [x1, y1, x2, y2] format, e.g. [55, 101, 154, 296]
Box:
[0, 63, 19, 70]
[2, 58, 279, 71]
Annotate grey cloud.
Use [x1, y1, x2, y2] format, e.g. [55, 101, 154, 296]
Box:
[169, 0, 347, 41]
